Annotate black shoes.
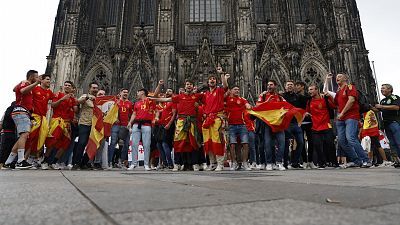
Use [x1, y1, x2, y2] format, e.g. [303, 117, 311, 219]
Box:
[15, 160, 33, 169]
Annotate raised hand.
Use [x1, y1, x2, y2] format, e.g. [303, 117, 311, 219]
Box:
[216, 66, 223, 74]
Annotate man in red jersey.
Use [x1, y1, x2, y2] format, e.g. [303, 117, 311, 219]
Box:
[128, 88, 159, 171]
[225, 86, 252, 170]
[109, 88, 133, 168]
[155, 88, 176, 169]
[330, 73, 370, 168]
[4, 70, 40, 169]
[306, 85, 336, 169]
[201, 67, 229, 171]
[26, 74, 54, 161]
[153, 80, 203, 171]
[256, 80, 286, 171]
[43, 81, 77, 169]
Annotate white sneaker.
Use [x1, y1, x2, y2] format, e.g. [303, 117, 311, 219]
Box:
[172, 164, 180, 172]
[206, 164, 217, 171]
[127, 165, 136, 171]
[303, 162, 309, 170]
[193, 164, 200, 171]
[215, 164, 224, 171]
[250, 162, 257, 169]
[151, 165, 157, 170]
[66, 164, 73, 170]
[259, 163, 266, 170]
[272, 164, 278, 170]
[309, 162, 318, 169]
[378, 161, 394, 167]
[179, 165, 185, 171]
[58, 163, 66, 170]
[201, 163, 208, 170]
[41, 163, 49, 170]
[144, 165, 151, 171]
[277, 163, 286, 171]
[51, 163, 62, 170]
[242, 162, 252, 171]
[230, 162, 237, 171]
[266, 164, 273, 171]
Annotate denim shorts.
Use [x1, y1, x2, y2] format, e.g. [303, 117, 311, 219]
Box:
[11, 113, 31, 134]
[229, 125, 249, 144]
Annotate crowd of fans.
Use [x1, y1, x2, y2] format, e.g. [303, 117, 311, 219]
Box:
[0, 68, 399, 171]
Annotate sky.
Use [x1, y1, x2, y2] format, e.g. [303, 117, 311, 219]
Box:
[0, 0, 399, 115]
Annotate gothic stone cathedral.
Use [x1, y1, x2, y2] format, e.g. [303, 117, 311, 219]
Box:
[46, 0, 377, 102]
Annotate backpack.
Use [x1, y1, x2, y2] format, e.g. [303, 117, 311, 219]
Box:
[307, 96, 335, 120]
[356, 89, 371, 115]
[344, 85, 371, 115]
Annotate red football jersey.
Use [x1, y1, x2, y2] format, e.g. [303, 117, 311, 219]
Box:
[32, 86, 53, 116]
[334, 85, 360, 121]
[202, 87, 226, 114]
[134, 98, 156, 121]
[225, 96, 248, 125]
[52, 92, 77, 120]
[117, 99, 133, 126]
[14, 81, 34, 111]
[306, 97, 334, 131]
[172, 93, 202, 116]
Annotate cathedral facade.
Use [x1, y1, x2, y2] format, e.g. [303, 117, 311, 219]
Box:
[46, 0, 377, 102]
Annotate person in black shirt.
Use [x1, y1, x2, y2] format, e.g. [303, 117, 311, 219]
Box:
[373, 84, 400, 167]
[282, 81, 304, 168]
[0, 102, 17, 169]
[295, 81, 318, 168]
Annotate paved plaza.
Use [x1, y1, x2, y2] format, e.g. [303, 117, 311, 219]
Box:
[1, 168, 400, 225]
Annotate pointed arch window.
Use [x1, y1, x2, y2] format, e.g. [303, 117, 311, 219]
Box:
[189, 0, 222, 22]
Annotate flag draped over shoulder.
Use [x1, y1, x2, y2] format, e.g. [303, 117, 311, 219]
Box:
[247, 101, 306, 132]
[86, 96, 118, 160]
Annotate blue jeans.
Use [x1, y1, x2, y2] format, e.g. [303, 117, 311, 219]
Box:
[264, 125, 285, 164]
[284, 122, 304, 165]
[336, 119, 369, 165]
[157, 126, 173, 167]
[73, 124, 91, 165]
[228, 125, 249, 144]
[384, 121, 400, 157]
[60, 123, 78, 165]
[248, 131, 256, 163]
[130, 124, 151, 167]
[108, 125, 130, 164]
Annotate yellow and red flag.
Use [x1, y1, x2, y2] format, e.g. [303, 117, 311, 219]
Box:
[27, 113, 49, 154]
[86, 96, 118, 160]
[360, 110, 379, 138]
[247, 101, 305, 132]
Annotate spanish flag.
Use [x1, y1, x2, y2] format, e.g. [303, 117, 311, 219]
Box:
[360, 110, 379, 138]
[86, 96, 118, 160]
[45, 117, 70, 151]
[27, 113, 49, 154]
[247, 101, 305, 132]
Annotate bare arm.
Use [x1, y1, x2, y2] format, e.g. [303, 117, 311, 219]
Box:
[338, 96, 355, 119]
[165, 108, 177, 130]
[221, 73, 229, 89]
[127, 111, 136, 128]
[375, 104, 400, 111]
[20, 81, 40, 94]
[77, 94, 91, 104]
[51, 94, 71, 108]
[153, 80, 164, 97]
[149, 97, 172, 102]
